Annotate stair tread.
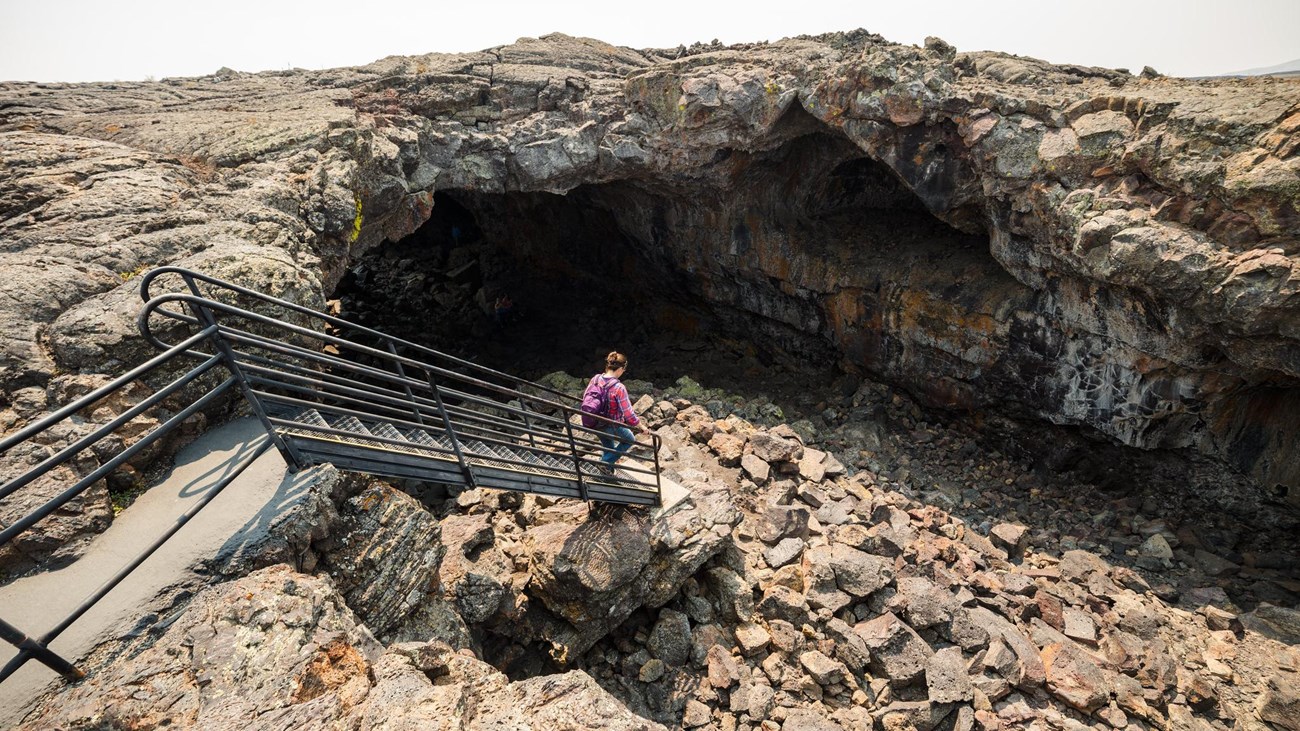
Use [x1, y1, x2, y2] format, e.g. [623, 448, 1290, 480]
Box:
[369, 422, 407, 442]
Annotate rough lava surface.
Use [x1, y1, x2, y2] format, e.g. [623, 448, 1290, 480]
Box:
[17, 381, 1300, 731]
[2, 32, 1298, 518]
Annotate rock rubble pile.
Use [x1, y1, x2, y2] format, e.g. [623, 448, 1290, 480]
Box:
[21, 378, 1300, 731]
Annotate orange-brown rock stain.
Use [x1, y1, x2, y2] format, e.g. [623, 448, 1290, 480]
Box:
[896, 289, 1000, 366]
[824, 288, 881, 366]
[654, 305, 702, 336]
[292, 637, 370, 704]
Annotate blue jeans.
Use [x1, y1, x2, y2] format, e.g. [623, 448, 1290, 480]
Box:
[599, 426, 636, 464]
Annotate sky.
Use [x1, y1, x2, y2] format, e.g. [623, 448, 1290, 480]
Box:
[1, 0, 1297, 83]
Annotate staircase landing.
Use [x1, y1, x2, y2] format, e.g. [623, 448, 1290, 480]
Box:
[0, 419, 321, 727]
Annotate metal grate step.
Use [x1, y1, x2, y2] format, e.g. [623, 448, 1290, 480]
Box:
[277, 408, 657, 504]
[405, 428, 451, 451]
[294, 409, 330, 429]
[368, 421, 408, 443]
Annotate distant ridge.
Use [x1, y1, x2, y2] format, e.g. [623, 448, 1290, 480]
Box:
[1218, 57, 1300, 77]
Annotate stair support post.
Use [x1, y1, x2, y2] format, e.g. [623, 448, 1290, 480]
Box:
[514, 380, 539, 452]
[0, 617, 83, 682]
[651, 435, 663, 506]
[562, 418, 590, 502]
[182, 297, 304, 471]
[387, 341, 426, 426]
[424, 369, 477, 490]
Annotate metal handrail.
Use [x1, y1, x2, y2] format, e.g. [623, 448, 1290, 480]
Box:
[139, 267, 645, 437]
[137, 266, 579, 404]
[216, 318, 655, 469]
[138, 290, 662, 470]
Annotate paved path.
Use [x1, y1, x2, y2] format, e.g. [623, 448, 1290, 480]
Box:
[0, 418, 329, 727]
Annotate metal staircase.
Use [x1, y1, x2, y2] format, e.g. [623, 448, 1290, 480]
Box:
[0, 266, 663, 684]
[136, 267, 664, 507]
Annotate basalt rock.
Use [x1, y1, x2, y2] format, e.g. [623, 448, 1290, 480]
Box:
[15, 388, 1300, 730]
[522, 482, 739, 663]
[19, 564, 385, 729]
[316, 481, 446, 638]
[0, 33, 1296, 534]
[20, 564, 662, 730]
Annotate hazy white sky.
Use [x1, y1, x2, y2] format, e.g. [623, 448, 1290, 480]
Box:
[2, 0, 1297, 83]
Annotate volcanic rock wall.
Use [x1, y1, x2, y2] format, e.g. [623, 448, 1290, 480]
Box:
[1, 31, 1298, 560]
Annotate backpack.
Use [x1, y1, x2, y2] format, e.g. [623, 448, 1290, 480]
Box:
[580, 376, 616, 429]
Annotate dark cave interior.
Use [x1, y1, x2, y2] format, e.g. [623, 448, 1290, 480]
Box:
[333, 129, 989, 405]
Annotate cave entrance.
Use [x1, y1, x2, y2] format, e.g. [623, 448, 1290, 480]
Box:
[333, 130, 992, 414]
[328, 115, 1300, 651]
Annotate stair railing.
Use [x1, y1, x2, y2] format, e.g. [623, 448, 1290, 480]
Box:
[137, 267, 663, 498]
[0, 265, 664, 688]
[0, 325, 270, 684]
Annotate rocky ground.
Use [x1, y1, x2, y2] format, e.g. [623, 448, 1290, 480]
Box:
[1, 27, 1298, 731]
[20, 374, 1299, 730]
[336, 222, 1300, 615]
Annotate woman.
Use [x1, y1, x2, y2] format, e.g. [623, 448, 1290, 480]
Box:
[585, 351, 649, 469]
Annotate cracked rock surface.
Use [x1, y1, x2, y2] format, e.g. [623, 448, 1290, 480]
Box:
[2, 32, 1299, 575]
[19, 379, 1298, 730]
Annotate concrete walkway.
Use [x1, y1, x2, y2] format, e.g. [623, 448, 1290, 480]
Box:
[0, 418, 329, 727]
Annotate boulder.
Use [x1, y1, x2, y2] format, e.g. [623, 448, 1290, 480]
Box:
[800, 649, 848, 685]
[648, 608, 692, 667]
[706, 643, 744, 689]
[1059, 549, 1109, 582]
[741, 453, 771, 484]
[854, 612, 934, 684]
[707, 432, 745, 466]
[765, 536, 805, 568]
[734, 622, 772, 656]
[798, 447, 828, 482]
[926, 646, 974, 704]
[758, 584, 812, 625]
[729, 680, 776, 718]
[1257, 671, 1300, 731]
[989, 523, 1028, 551]
[524, 483, 739, 662]
[682, 699, 712, 728]
[748, 432, 803, 463]
[803, 545, 852, 612]
[964, 607, 1046, 688]
[1241, 603, 1300, 645]
[637, 658, 666, 683]
[892, 576, 957, 629]
[875, 700, 956, 731]
[1041, 642, 1112, 713]
[824, 616, 872, 669]
[756, 503, 811, 544]
[782, 708, 843, 731]
[834, 522, 907, 557]
[829, 543, 895, 598]
[704, 565, 756, 622]
[1061, 607, 1098, 645]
